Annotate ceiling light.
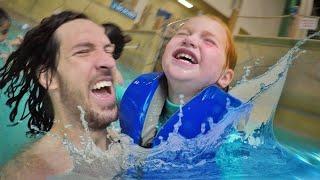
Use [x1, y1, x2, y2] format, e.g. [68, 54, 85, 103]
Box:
[178, 0, 193, 9]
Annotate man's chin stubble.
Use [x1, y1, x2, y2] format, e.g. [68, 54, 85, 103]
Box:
[86, 108, 118, 130]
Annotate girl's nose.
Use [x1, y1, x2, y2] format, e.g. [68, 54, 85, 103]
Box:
[182, 35, 197, 48]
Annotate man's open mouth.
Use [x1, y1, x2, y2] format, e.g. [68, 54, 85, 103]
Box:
[91, 80, 112, 96]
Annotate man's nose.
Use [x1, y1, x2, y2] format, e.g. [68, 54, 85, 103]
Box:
[95, 50, 116, 70]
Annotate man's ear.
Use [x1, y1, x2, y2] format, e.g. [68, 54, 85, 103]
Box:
[38, 69, 59, 90]
[217, 69, 234, 89]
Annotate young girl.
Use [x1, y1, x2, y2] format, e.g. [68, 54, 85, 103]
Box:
[119, 15, 241, 147]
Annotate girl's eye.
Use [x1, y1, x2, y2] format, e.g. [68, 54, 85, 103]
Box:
[204, 39, 216, 46]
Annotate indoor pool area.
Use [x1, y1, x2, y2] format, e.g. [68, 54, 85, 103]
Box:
[0, 0, 319, 179]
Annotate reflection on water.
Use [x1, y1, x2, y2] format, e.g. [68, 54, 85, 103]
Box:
[50, 32, 320, 179]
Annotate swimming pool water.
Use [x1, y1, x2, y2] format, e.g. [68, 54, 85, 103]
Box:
[0, 20, 32, 166]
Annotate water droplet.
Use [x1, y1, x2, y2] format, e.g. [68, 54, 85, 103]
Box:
[201, 123, 206, 134]
[260, 83, 266, 91]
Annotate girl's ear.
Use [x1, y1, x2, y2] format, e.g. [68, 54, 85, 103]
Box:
[38, 69, 59, 90]
[217, 69, 234, 89]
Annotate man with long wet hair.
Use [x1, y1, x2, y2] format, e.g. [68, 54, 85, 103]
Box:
[0, 11, 120, 179]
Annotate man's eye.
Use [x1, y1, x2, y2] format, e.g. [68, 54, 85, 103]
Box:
[105, 44, 115, 54]
[76, 49, 90, 54]
[105, 48, 113, 54]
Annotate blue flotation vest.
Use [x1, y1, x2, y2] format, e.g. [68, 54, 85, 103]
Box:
[119, 72, 243, 147]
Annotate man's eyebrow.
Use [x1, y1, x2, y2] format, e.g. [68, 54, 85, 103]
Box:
[104, 43, 114, 48]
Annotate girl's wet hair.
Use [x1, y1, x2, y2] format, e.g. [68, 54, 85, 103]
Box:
[0, 11, 88, 136]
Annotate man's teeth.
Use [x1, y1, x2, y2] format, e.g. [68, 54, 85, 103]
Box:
[93, 81, 112, 90]
[177, 53, 194, 63]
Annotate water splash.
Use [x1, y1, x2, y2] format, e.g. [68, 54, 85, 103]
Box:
[47, 106, 133, 179]
[173, 94, 184, 134]
[52, 32, 320, 179]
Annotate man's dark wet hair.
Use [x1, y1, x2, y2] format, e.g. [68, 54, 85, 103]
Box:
[0, 8, 10, 25]
[102, 23, 131, 59]
[0, 11, 88, 136]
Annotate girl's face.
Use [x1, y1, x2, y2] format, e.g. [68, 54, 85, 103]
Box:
[0, 20, 10, 42]
[162, 16, 234, 91]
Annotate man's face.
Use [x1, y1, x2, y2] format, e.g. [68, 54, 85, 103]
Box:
[53, 19, 117, 129]
[162, 16, 229, 90]
[0, 20, 10, 42]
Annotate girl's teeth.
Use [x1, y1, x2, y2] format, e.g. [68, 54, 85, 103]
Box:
[177, 53, 194, 63]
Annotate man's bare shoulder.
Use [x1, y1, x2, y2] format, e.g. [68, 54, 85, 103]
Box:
[0, 141, 50, 179]
[0, 135, 72, 180]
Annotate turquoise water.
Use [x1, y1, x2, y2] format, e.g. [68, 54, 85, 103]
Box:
[116, 61, 139, 85]
[0, 21, 34, 166]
